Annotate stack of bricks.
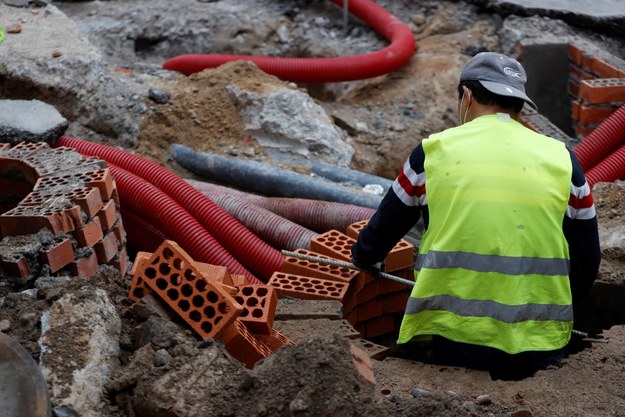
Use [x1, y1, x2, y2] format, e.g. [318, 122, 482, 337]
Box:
[129, 239, 294, 369]
[568, 37, 625, 139]
[0, 141, 128, 282]
[269, 221, 414, 341]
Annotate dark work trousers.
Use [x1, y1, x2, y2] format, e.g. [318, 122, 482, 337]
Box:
[431, 336, 566, 380]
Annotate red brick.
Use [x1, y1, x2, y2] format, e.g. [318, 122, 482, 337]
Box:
[129, 252, 153, 302]
[576, 103, 619, 125]
[378, 269, 413, 294]
[41, 238, 74, 273]
[578, 78, 625, 104]
[345, 221, 414, 272]
[73, 217, 104, 248]
[69, 251, 99, 278]
[568, 80, 580, 97]
[364, 314, 396, 339]
[256, 327, 295, 352]
[267, 271, 349, 302]
[568, 42, 584, 66]
[112, 216, 126, 246]
[569, 64, 595, 84]
[0, 207, 73, 236]
[338, 319, 362, 339]
[344, 308, 358, 326]
[94, 231, 120, 263]
[222, 320, 273, 369]
[310, 230, 355, 262]
[281, 248, 358, 283]
[575, 122, 596, 139]
[590, 56, 621, 78]
[356, 298, 383, 323]
[571, 100, 581, 120]
[350, 343, 376, 386]
[71, 187, 104, 218]
[110, 246, 130, 277]
[381, 291, 410, 314]
[231, 274, 249, 286]
[0, 257, 32, 280]
[97, 200, 118, 231]
[233, 284, 278, 335]
[138, 240, 243, 339]
[0, 178, 33, 199]
[194, 262, 234, 286]
[356, 279, 379, 304]
[350, 337, 390, 361]
[84, 168, 115, 202]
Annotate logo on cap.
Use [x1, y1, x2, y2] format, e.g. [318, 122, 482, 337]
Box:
[503, 67, 523, 79]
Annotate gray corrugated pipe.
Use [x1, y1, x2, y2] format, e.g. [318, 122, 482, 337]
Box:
[204, 191, 318, 251]
[186, 179, 377, 233]
[172, 144, 383, 209]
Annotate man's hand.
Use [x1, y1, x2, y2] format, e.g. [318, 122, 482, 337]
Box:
[351, 258, 385, 278]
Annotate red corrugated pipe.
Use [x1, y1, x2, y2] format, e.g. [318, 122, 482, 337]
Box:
[572, 104, 625, 172]
[585, 142, 625, 188]
[54, 136, 283, 281]
[107, 164, 261, 283]
[187, 179, 376, 233]
[120, 207, 168, 254]
[162, 0, 416, 83]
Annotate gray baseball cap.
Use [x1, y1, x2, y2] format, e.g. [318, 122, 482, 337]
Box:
[460, 52, 538, 111]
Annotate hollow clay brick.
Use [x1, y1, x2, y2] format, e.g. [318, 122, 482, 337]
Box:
[95, 231, 120, 263]
[138, 240, 243, 339]
[338, 319, 362, 339]
[0, 257, 32, 280]
[110, 246, 130, 277]
[222, 320, 273, 369]
[346, 221, 415, 272]
[268, 271, 349, 302]
[84, 168, 115, 202]
[381, 291, 411, 314]
[576, 103, 619, 125]
[41, 238, 74, 273]
[350, 343, 376, 386]
[73, 217, 104, 248]
[256, 327, 295, 352]
[69, 250, 100, 278]
[363, 314, 396, 339]
[281, 248, 359, 283]
[194, 262, 234, 286]
[579, 78, 625, 104]
[0, 206, 78, 236]
[129, 251, 153, 302]
[350, 337, 390, 361]
[231, 274, 250, 286]
[97, 200, 118, 231]
[233, 284, 278, 335]
[356, 298, 383, 323]
[356, 279, 379, 305]
[310, 230, 356, 262]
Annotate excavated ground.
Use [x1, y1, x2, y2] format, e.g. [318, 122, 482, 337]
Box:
[1, 0, 625, 416]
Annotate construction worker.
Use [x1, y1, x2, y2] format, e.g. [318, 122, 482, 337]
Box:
[351, 52, 601, 380]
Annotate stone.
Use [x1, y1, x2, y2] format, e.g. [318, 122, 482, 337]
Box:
[0, 100, 68, 146]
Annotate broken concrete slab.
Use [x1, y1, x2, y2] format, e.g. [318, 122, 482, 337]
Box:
[469, 0, 625, 36]
[0, 100, 68, 146]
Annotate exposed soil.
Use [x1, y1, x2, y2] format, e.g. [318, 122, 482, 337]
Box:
[1, 0, 624, 416]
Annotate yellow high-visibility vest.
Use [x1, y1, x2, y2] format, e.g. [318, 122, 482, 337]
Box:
[398, 114, 573, 354]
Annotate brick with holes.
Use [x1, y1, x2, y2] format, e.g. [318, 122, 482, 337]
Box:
[137, 240, 243, 339]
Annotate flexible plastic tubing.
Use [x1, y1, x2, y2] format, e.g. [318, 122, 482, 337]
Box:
[584, 142, 625, 187]
[106, 164, 261, 283]
[187, 179, 376, 233]
[172, 144, 383, 209]
[572, 104, 625, 172]
[54, 136, 282, 282]
[120, 207, 168, 254]
[162, 0, 416, 83]
[207, 192, 318, 251]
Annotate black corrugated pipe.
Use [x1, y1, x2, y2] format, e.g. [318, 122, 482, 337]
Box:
[172, 144, 383, 209]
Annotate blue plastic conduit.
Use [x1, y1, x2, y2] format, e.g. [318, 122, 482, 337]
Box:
[172, 144, 383, 209]
[162, 0, 416, 83]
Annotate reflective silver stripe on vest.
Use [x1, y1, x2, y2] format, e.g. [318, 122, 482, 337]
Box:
[405, 294, 573, 323]
[415, 250, 570, 276]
